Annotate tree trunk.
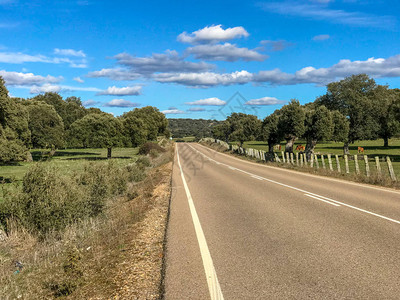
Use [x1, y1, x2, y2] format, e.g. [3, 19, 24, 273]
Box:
[107, 148, 112, 159]
[305, 139, 317, 160]
[285, 137, 296, 153]
[343, 142, 350, 155]
[384, 136, 389, 147]
[268, 142, 274, 154]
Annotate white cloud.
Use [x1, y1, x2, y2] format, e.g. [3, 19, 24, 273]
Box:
[245, 97, 286, 105]
[104, 99, 141, 107]
[154, 70, 252, 88]
[186, 97, 226, 106]
[97, 85, 142, 96]
[178, 25, 249, 44]
[0, 70, 62, 86]
[87, 68, 141, 80]
[73, 76, 84, 83]
[82, 99, 100, 107]
[162, 109, 186, 114]
[260, 2, 395, 29]
[313, 34, 330, 41]
[54, 48, 86, 57]
[186, 43, 267, 62]
[29, 84, 62, 94]
[115, 50, 213, 74]
[254, 54, 400, 85]
[187, 107, 206, 112]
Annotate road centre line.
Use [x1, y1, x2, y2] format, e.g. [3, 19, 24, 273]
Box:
[188, 144, 400, 225]
[176, 145, 224, 300]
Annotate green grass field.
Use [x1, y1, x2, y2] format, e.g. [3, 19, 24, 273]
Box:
[239, 139, 400, 177]
[0, 147, 139, 201]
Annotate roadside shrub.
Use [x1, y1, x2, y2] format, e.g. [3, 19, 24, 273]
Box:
[149, 149, 159, 158]
[138, 142, 165, 155]
[125, 163, 146, 182]
[136, 156, 151, 168]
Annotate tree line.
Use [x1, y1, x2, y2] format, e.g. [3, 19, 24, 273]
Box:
[0, 77, 170, 162]
[212, 74, 400, 158]
[168, 118, 220, 139]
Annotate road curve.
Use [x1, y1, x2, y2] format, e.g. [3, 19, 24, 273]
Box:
[164, 143, 400, 299]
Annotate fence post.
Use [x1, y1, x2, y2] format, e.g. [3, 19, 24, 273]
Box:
[274, 153, 281, 162]
[327, 154, 333, 171]
[300, 153, 304, 167]
[314, 154, 320, 169]
[387, 156, 397, 181]
[354, 154, 360, 175]
[310, 154, 314, 167]
[335, 155, 341, 172]
[286, 152, 290, 164]
[303, 153, 308, 166]
[290, 152, 294, 164]
[375, 156, 382, 176]
[281, 151, 286, 163]
[296, 153, 299, 166]
[344, 155, 350, 174]
[321, 154, 326, 169]
[364, 155, 370, 177]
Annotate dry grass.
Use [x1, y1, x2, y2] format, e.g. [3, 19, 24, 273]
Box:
[0, 148, 173, 299]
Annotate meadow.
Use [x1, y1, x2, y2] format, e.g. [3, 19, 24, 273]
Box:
[240, 139, 400, 178]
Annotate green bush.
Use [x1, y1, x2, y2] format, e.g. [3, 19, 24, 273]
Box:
[136, 156, 151, 168]
[138, 142, 165, 155]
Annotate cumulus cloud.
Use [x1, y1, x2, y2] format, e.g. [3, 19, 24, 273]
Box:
[259, 2, 395, 29]
[54, 48, 86, 57]
[261, 40, 293, 51]
[186, 43, 267, 62]
[114, 50, 213, 74]
[0, 70, 62, 86]
[73, 76, 84, 83]
[104, 99, 141, 107]
[162, 109, 186, 114]
[154, 70, 253, 88]
[30, 84, 61, 94]
[185, 97, 226, 106]
[245, 97, 286, 105]
[82, 99, 100, 107]
[254, 55, 400, 85]
[178, 25, 249, 44]
[313, 34, 330, 41]
[97, 85, 142, 96]
[87, 68, 141, 81]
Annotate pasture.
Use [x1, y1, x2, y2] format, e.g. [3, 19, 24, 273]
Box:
[241, 139, 400, 176]
[0, 147, 139, 201]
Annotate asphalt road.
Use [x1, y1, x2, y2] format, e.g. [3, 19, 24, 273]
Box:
[164, 143, 400, 299]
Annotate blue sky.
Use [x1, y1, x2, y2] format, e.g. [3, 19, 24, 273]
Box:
[1, 0, 400, 120]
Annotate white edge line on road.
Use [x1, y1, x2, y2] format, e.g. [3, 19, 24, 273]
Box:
[188, 144, 400, 225]
[176, 145, 224, 300]
[195, 143, 400, 196]
[304, 194, 341, 207]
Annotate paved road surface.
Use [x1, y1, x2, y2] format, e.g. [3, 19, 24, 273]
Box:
[164, 143, 400, 299]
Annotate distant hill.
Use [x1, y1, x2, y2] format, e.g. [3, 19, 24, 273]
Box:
[168, 118, 220, 138]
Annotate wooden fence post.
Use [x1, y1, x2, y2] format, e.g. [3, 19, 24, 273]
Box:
[303, 153, 308, 166]
[286, 152, 290, 164]
[290, 152, 294, 164]
[354, 154, 360, 175]
[387, 156, 397, 181]
[335, 155, 341, 173]
[314, 154, 319, 169]
[300, 153, 304, 167]
[281, 151, 285, 163]
[344, 155, 349, 174]
[321, 154, 326, 169]
[310, 154, 314, 167]
[375, 156, 382, 176]
[327, 154, 333, 171]
[274, 153, 281, 162]
[296, 152, 299, 166]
